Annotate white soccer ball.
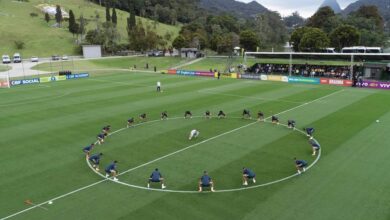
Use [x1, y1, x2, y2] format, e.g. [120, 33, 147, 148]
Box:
[376, 120, 380, 123]
[48, 201, 53, 205]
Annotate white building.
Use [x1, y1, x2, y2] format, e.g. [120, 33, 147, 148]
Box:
[82, 45, 102, 59]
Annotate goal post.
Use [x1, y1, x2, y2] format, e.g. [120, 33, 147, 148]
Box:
[0, 74, 10, 88]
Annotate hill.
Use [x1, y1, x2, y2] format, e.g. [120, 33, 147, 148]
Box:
[320, 0, 342, 13]
[199, 0, 269, 18]
[0, 0, 180, 57]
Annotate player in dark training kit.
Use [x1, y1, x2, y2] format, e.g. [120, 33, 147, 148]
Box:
[127, 117, 134, 128]
[83, 143, 95, 157]
[242, 167, 256, 186]
[218, 110, 226, 119]
[304, 127, 315, 138]
[89, 153, 103, 171]
[288, 120, 296, 129]
[184, 110, 192, 119]
[272, 115, 279, 124]
[147, 168, 166, 189]
[257, 111, 264, 121]
[204, 110, 211, 119]
[105, 160, 118, 181]
[97, 133, 105, 145]
[102, 125, 111, 136]
[198, 171, 215, 192]
[309, 138, 321, 156]
[139, 113, 147, 122]
[294, 158, 307, 174]
[161, 111, 168, 120]
[242, 109, 251, 119]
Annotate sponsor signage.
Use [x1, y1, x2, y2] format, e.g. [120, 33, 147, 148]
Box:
[10, 78, 40, 86]
[40, 75, 66, 83]
[268, 75, 282, 82]
[66, 73, 89, 79]
[288, 77, 320, 84]
[0, 81, 9, 87]
[356, 81, 390, 90]
[167, 69, 177, 75]
[239, 74, 261, 80]
[281, 76, 289, 82]
[196, 71, 214, 77]
[260, 75, 268, 81]
[176, 70, 196, 76]
[321, 78, 358, 87]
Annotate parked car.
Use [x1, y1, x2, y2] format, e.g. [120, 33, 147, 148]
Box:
[52, 55, 60, 61]
[147, 50, 164, 57]
[13, 53, 22, 63]
[61, 55, 68, 60]
[30, 56, 39, 62]
[2, 55, 11, 64]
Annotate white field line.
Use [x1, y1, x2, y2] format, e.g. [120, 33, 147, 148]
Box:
[198, 90, 305, 104]
[1, 89, 343, 220]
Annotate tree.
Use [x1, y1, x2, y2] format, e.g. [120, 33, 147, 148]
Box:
[330, 25, 360, 50]
[353, 5, 384, 31]
[112, 7, 117, 25]
[284, 11, 305, 29]
[299, 28, 330, 52]
[290, 27, 308, 52]
[306, 6, 338, 33]
[239, 30, 260, 51]
[105, 4, 111, 22]
[78, 15, 86, 41]
[68, 10, 77, 36]
[55, 5, 63, 27]
[172, 35, 187, 49]
[44, 12, 50, 24]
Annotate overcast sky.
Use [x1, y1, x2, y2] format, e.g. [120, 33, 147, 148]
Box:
[237, 0, 358, 17]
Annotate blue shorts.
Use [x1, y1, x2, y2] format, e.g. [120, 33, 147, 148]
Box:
[313, 145, 320, 149]
[201, 183, 210, 187]
[150, 178, 161, 183]
[89, 159, 99, 165]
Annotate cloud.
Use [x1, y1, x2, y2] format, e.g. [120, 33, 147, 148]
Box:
[236, 0, 358, 17]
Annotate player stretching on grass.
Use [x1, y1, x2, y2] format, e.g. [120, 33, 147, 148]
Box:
[304, 127, 315, 138]
[242, 167, 256, 186]
[189, 129, 200, 140]
[97, 133, 105, 145]
[127, 117, 134, 128]
[242, 109, 251, 119]
[184, 110, 192, 119]
[204, 110, 211, 119]
[83, 143, 95, 157]
[272, 115, 279, 124]
[139, 113, 147, 122]
[309, 138, 321, 156]
[294, 158, 307, 174]
[102, 125, 111, 135]
[257, 111, 264, 121]
[218, 110, 226, 119]
[105, 160, 118, 181]
[89, 153, 103, 171]
[161, 111, 168, 120]
[199, 171, 215, 192]
[147, 168, 166, 189]
[288, 120, 296, 129]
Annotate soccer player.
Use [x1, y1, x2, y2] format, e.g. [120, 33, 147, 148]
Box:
[189, 129, 200, 140]
[83, 143, 95, 157]
[288, 120, 296, 129]
[242, 167, 256, 186]
[127, 117, 134, 128]
[242, 109, 251, 119]
[105, 160, 118, 181]
[294, 158, 307, 174]
[271, 115, 279, 124]
[257, 111, 264, 121]
[217, 110, 226, 119]
[97, 133, 105, 145]
[304, 127, 315, 138]
[89, 153, 103, 171]
[139, 113, 147, 122]
[184, 110, 192, 119]
[204, 110, 211, 119]
[147, 168, 166, 189]
[102, 125, 111, 135]
[161, 111, 168, 120]
[198, 171, 215, 192]
[309, 138, 321, 156]
[156, 81, 161, 92]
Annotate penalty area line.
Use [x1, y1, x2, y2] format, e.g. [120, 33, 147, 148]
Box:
[1, 89, 342, 220]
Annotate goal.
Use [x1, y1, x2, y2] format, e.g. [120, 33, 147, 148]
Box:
[0, 74, 10, 88]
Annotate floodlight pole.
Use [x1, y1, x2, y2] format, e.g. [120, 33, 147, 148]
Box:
[350, 54, 354, 80]
[289, 53, 292, 76]
[7, 64, 11, 88]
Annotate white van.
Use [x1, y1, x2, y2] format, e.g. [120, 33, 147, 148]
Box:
[2, 55, 11, 64]
[13, 53, 21, 63]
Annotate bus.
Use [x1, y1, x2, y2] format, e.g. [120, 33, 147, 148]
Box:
[341, 46, 382, 53]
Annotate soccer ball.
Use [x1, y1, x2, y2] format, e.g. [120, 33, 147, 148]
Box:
[48, 201, 53, 205]
[376, 120, 380, 123]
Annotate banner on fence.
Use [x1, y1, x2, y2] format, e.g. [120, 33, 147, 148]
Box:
[40, 75, 66, 83]
[10, 78, 40, 86]
[356, 81, 390, 90]
[167, 69, 177, 75]
[238, 74, 261, 80]
[288, 77, 320, 84]
[66, 73, 89, 79]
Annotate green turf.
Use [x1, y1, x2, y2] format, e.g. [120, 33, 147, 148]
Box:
[0, 0, 180, 57]
[1, 71, 389, 220]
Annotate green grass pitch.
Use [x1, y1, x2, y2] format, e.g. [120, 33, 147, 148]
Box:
[1, 71, 389, 220]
